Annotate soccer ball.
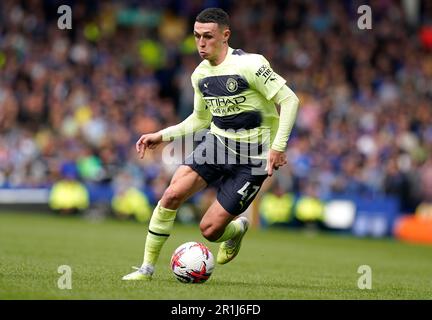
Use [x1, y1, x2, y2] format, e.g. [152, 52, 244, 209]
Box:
[170, 241, 214, 283]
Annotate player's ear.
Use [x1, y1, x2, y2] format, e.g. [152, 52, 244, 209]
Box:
[222, 28, 230, 43]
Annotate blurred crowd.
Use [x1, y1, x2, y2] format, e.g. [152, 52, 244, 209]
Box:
[1, 0, 431, 219]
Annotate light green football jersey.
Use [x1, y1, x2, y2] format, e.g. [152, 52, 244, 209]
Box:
[191, 47, 286, 155]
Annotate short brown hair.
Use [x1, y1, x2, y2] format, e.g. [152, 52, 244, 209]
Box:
[196, 8, 230, 28]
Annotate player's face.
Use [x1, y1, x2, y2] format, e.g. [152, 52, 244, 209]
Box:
[193, 22, 229, 64]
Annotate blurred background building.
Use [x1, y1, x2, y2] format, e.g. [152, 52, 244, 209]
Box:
[0, 0, 431, 241]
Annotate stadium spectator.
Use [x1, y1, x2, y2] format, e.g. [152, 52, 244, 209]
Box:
[259, 182, 295, 226]
[49, 162, 89, 215]
[294, 180, 325, 226]
[111, 170, 152, 222]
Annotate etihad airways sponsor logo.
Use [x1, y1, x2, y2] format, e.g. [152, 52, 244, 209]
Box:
[211, 106, 241, 115]
[204, 95, 246, 108]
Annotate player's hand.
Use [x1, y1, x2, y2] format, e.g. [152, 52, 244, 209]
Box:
[266, 149, 287, 176]
[136, 132, 163, 159]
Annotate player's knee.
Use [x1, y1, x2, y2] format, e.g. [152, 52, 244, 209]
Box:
[161, 187, 183, 209]
[200, 222, 221, 242]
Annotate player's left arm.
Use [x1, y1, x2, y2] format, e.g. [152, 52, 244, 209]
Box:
[267, 85, 299, 176]
[247, 55, 300, 176]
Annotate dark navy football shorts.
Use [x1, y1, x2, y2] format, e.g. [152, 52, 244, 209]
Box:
[184, 132, 268, 216]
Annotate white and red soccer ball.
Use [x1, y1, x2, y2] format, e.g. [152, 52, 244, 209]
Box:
[170, 242, 214, 283]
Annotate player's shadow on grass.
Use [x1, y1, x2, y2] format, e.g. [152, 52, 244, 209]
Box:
[156, 278, 283, 288]
[203, 279, 295, 289]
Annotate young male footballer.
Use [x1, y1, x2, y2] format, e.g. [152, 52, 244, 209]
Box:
[123, 7, 299, 280]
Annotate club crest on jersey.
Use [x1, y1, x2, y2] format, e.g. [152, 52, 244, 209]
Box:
[226, 78, 238, 93]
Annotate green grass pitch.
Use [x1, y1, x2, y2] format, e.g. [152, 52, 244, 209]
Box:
[0, 212, 431, 300]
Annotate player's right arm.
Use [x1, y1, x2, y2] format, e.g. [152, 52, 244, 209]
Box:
[136, 73, 211, 159]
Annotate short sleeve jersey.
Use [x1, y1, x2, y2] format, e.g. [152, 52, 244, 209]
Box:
[191, 47, 286, 151]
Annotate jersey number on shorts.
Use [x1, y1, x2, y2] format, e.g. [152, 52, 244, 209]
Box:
[237, 182, 260, 209]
